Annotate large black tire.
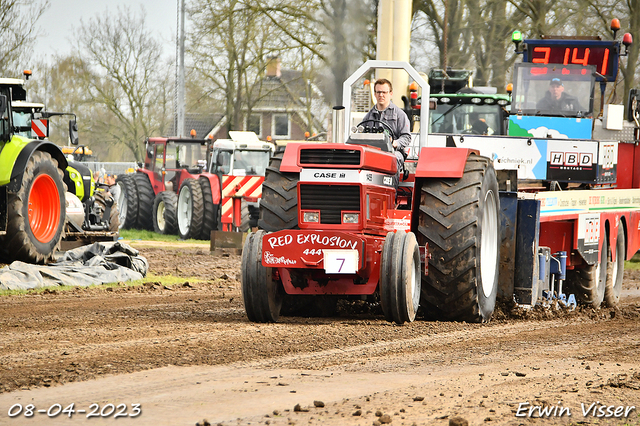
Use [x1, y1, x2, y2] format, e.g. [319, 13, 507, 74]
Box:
[133, 173, 155, 230]
[258, 153, 299, 231]
[379, 231, 421, 324]
[417, 154, 500, 323]
[177, 178, 204, 240]
[604, 225, 625, 307]
[566, 240, 607, 308]
[198, 177, 219, 239]
[152, 191, 178, 235]
[0, 151, 65, 264]
[94, 190, 120, 233]
[116, 175, 138, 229]
[241, 230, 283, 322]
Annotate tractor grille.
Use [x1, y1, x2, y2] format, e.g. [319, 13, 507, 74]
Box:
[300, 184, 361, 224]
[299, 149, 361, 166]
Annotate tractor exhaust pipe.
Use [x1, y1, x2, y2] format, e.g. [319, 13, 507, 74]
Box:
[332, 106, 345, 144]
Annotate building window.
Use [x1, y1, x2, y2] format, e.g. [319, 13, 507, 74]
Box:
[247, 114, 261, 137]
[273, 114, 290, 138]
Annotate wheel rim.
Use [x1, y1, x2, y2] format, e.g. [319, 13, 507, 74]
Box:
[156, 200, 166, 232]
[409, 251, 420, 315]
[611, 249, 619, 288]
[480, 190, 498, 298]
[28, 173, 61, 243]
[117, 181, 127, 224]
[177, 186, 193, 235]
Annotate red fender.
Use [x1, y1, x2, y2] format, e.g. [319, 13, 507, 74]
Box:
[415, 147, 480, 179]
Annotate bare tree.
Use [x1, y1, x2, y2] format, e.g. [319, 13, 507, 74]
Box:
[412, 0, 475, 72]
[189, 0, 281, 134]
[578, 0, 640, 108]
[28, 55, 89, 146]
[0, 0, 49, 75]
[73, 6, 170, 161]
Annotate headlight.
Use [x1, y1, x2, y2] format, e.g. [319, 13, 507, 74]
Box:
[342, 213, 359, 224]
[303, 211, 319, 223]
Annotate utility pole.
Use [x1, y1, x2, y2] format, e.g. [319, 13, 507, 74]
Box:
[176, 0, 186, 137]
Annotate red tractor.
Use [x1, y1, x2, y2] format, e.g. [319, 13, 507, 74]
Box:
[117, 132, 275, 239]
[242, 62, 502, 324]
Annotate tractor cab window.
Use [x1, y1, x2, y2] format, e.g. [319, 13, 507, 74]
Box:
[0, 89, 9, 140]
[430, 103, 502, 135]
[12, 110, 32, 137]
[166, 142, 206, 170]
[511, 63, 595, 118]
[232, 149, 270, 176]
[211, 150, 232, 175]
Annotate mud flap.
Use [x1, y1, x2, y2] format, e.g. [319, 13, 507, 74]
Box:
[513, 198, 540, 305]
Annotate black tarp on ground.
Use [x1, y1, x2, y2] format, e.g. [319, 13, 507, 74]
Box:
[0, 241, 148, 291]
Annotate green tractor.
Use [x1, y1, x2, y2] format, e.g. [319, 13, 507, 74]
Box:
[0, 73, 118, 264]
[426, 68, 511, 136]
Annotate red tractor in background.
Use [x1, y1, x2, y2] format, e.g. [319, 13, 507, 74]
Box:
[117, 132, 274, 239]
[242, 61, 502, 324]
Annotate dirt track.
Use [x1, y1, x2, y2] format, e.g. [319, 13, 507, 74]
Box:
[0, 243, 639, 425]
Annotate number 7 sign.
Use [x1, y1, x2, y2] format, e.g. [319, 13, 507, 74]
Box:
[323, 250, 358, 274]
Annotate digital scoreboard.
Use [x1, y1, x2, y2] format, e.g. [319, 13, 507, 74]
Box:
[523, 39, 620, 82]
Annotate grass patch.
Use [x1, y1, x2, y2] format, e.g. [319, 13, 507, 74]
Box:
[0, 273, 210, 297]
[625, 252, 640, 270]
[119, 229, 208, 244]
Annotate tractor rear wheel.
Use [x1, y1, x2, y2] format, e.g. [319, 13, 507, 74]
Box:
[133, 173, 155, 230]
[241, 230, 283, 322]
[199, 177, 219, 239]
[379, 231, 421, 324]
[567, 241, 607, 308]
[153, 191, 178, 235]
[94, 190, 120, 234]
[116, 175, 138, 229]
[0, 151, 65, 264]
[604, 225, 625, 307]
[258, 153, 299, 231]
[177, 178, 204, 240]
[417, 154, 500, 323]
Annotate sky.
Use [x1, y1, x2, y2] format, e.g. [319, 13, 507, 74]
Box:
[33, 0, 178, 62]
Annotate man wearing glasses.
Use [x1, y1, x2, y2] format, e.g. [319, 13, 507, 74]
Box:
[362, 78, 411, 187]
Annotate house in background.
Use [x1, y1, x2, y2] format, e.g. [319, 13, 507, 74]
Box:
[170, 58, 327, 142]
[244, 57, 328, 141]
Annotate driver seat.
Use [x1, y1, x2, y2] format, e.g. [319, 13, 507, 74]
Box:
[345, 133, 393, 152]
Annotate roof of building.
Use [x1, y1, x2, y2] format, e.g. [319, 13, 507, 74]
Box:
[167, 113, 225, 139]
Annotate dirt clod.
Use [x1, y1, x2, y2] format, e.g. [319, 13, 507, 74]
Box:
[449, 416, 469, 426]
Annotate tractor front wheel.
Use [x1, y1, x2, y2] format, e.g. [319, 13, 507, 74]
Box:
[116, 175, 138, 229]
[177, 178, 204, 240]
[199, 177, 220, 239]
[417, 154, 500, 322]
[379, 231, 421, 324]
[0, 151, 65, 264]
[241, 230, 283, 322]
[133, 173, 155, 230]
[153, 191, 178, 235]
[566, 240, 607, 308]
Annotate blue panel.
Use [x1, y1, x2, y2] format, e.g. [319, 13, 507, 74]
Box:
[508, 116, 593, 139]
